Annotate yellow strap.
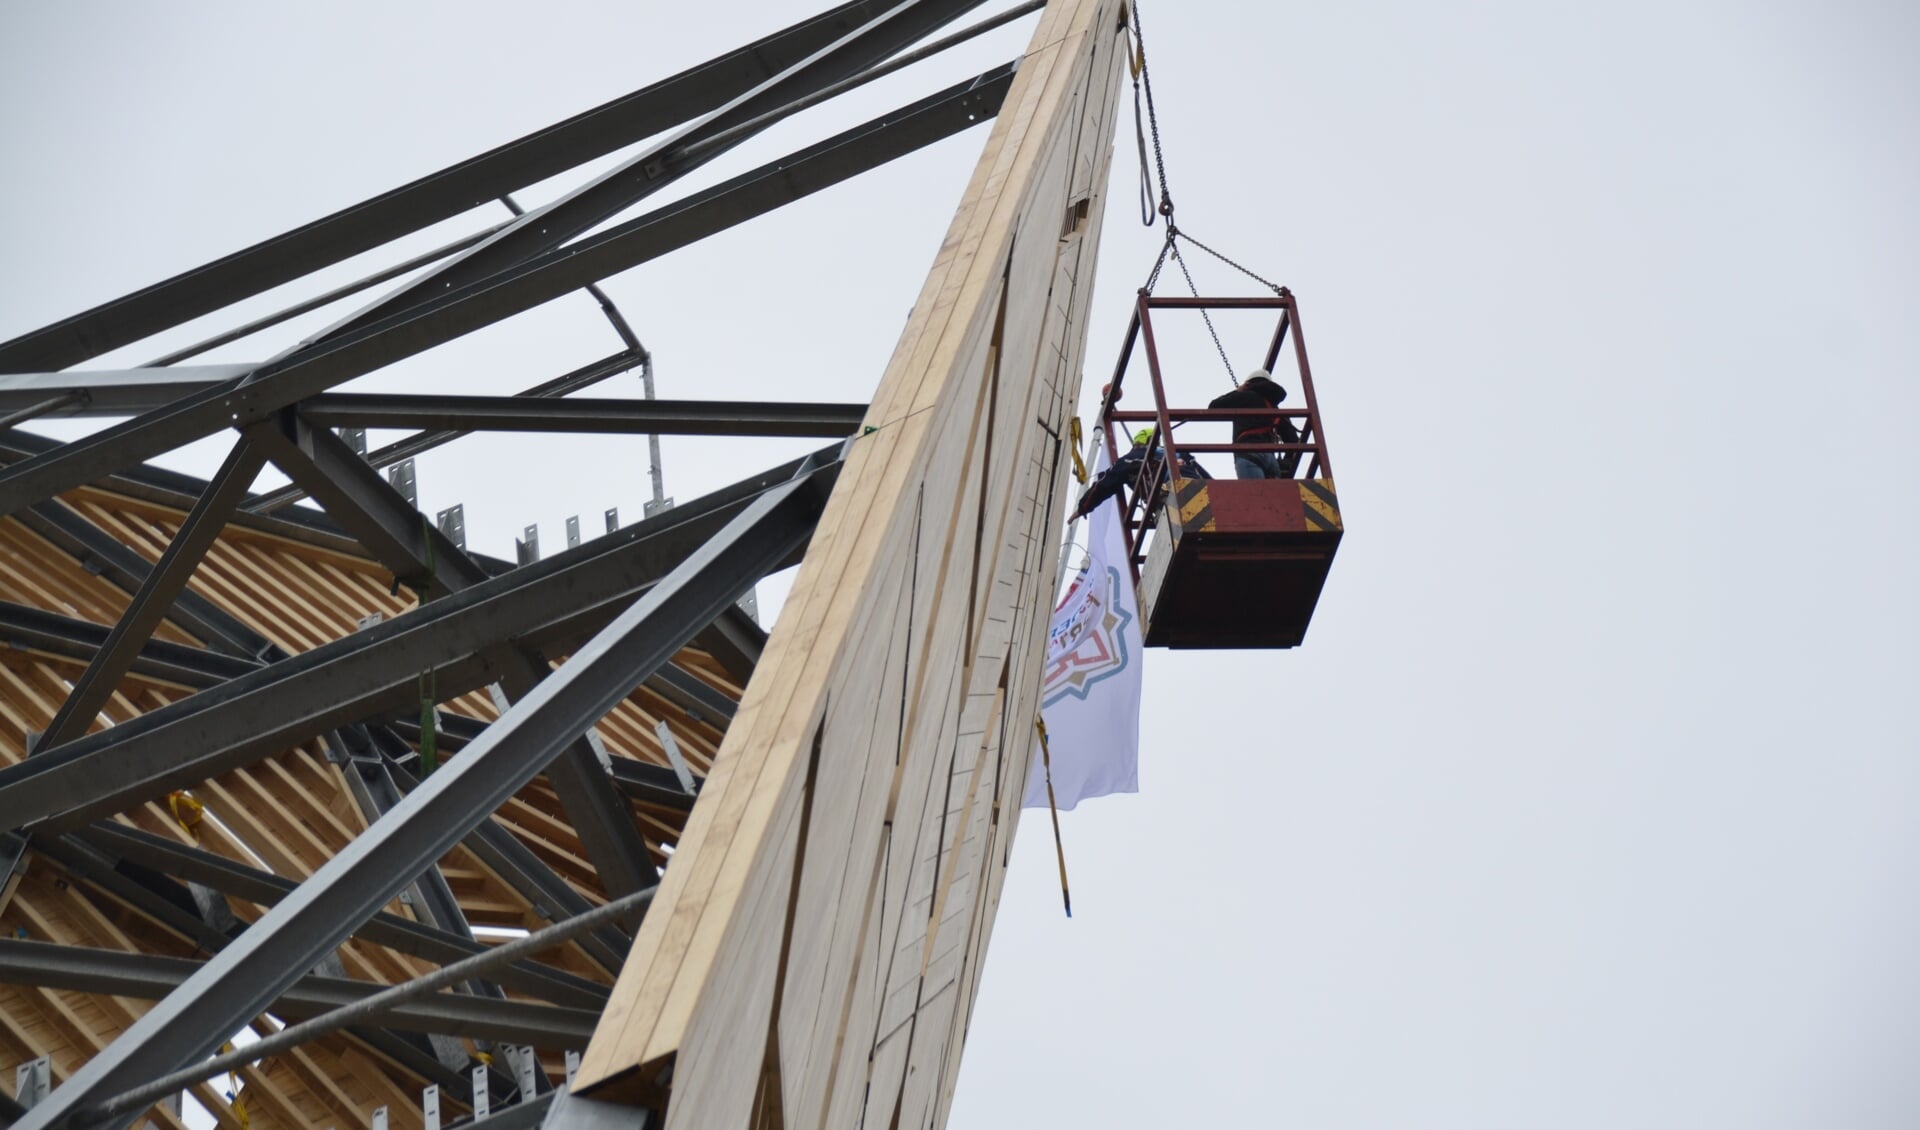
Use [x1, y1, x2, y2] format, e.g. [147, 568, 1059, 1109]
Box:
[168, 790, 203, 841]
[1068, 418, 1088, 485]
[219, 1042, 250, 1128]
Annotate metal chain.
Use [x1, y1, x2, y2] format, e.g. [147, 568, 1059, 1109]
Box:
[1128, 0, 1276, 386]
[1169, 236, 1238, 385]
[1178, 227, 1286, 294]
[1143, 229, 1175, 291]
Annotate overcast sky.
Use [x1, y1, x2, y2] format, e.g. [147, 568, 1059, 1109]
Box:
[3, 2, 1916, 1128]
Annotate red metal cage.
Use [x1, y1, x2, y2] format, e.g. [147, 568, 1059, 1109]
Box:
[1091, 288, 1342, 649]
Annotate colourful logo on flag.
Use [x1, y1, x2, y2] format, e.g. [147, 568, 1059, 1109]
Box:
[1040, 564, 1136, 708]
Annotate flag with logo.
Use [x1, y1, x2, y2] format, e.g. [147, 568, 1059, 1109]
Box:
[1024, 451, 1144, 810]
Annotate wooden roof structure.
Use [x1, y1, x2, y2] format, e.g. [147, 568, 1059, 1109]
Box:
[0, 0, 1129, 1126]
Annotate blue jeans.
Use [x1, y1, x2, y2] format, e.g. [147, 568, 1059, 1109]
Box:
[1234, 451, 1283, 480]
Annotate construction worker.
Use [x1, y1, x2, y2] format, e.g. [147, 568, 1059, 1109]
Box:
[1070, 427, 1208, 520]
[1208, 368, 1296, 479]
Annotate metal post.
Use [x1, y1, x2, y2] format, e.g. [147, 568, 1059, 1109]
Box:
[641, 355, 670, 516]
[389, 459, 418, 508]
[1283, 292, 1333, 480]
[510, 1045, 537, 1101]
[437, 505, 466, 551]
[14, 1057, 49, 1108]
[656, 720, 697, 795]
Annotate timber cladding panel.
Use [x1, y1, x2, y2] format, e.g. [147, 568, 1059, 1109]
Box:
[571, 1, 1130, 1125]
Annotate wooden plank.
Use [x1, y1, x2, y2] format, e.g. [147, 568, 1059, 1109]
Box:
[571, 4, 1129, 1125]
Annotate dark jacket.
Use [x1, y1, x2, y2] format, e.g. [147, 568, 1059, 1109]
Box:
[1208, 385, 1287, 441]
[1073, 441, 1209, 518]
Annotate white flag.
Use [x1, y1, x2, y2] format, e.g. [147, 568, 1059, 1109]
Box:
[1025, 454, 1144, 811]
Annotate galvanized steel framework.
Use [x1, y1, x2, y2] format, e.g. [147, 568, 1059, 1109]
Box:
[0, 0, 1129, 1126]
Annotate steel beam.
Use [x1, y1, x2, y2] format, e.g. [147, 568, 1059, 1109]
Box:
[14, 466, 833, 1129]
[0, 453, 837, 830]
[334, 734, 510, 1044]
[0, 64, 1012, 515]
[511, 675, 659, 901]
[310, 0, 985, 344]
[643, 662, 738, 725]
[0, 940, 598, 1046]
[0, 602, 257, 689]
[0, 1, 912, 374]
[16, 499, 279, 660]
[245, 347, 649, 514]
[32, 835, 236, 955]
[0, 428, 384, 561]
[296, 394, 868, 437]
[387, 713, 706, 808]
[695, 607, 768, 685]
[75, 822, 609, 1010]
[606, 759, 701, 813]
[38, 438, 267, 749]
[380, 756, 634, 976]
[0, 365, 247, 417]
[251, 411, 486, 597]
[471, 1093, 556, 1130]
[259, 412, 660, 900]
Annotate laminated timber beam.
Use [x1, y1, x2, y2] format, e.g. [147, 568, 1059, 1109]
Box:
[567, 2, 1132, 1127]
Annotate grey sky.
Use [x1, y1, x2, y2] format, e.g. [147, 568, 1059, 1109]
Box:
[3, 3, 1916, 1128]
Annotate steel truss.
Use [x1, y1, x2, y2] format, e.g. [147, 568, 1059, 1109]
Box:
[0, 1, 1050, 1126]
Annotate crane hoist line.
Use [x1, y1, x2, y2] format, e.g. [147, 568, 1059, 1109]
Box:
[1076, 0, 1344, 650]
